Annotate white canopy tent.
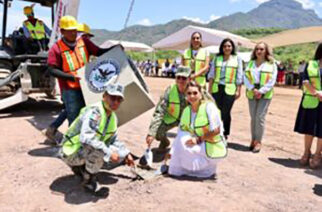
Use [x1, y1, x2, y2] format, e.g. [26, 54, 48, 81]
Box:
[100, 40, 153, 52]
[152, 25, 255, 50]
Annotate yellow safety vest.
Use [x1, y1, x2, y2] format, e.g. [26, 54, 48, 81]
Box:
[163, 84, 181, 124]
[183, 48, 207, 87]
[302, 60, 321, 109]
[23, 20, 46, 40]
[245, 60, 274, 99]
[212, 55, 239, 95]
[180, 101, 227, 159]
[62, 101, 117, 156]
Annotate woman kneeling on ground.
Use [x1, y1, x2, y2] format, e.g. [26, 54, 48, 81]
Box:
[294, 43, 322, 169]
[168, 81, 227, 178]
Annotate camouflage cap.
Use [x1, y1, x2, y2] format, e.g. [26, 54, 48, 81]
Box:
[176, 66, 191, 77]
[105, 83, 124, 99]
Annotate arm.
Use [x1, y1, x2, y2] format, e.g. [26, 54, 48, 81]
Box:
[235, 57, 244, 99]
[107, 134, 130, 161]
[208, 59, 215, 93]
[48, 66, 77, 81]
[258, 63, 278, 94]
[22, 24, 31, 38]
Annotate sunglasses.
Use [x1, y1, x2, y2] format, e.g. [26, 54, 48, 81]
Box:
[109, 95, 123, 102]
[187, 91, 199, 96]
[176, 76, 188, 80]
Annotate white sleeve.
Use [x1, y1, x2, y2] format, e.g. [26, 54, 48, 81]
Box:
[206, 102, 222, 131]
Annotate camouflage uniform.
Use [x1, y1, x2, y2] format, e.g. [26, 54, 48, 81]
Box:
[148, 84, 187, 147]
[60, 104, 130, 174]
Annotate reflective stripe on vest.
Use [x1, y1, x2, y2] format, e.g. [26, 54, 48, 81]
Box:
[245, 60, 274, 99]
[24, 20, 46, 40]
[302, 60, 321, 109]
[212, 55, 238, 95]
[180, 101, 227, 159]
[163, 84, 181, 124]
[57, 38, 89, 89]
[183, 48, 207, 86]
[62, 101, 117, 156]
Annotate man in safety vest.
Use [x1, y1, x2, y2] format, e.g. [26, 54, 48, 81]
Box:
[22, 5, 51, 53]
[146, 66, 191, 150]
[46, 16, 120, 140]
[60, 83, 134, 192]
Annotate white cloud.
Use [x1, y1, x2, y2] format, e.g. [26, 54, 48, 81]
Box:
[183, 14, 221, 24]
[255, 0, 270, 3]
[294, 0, 315, 9]
[319, 2, 322, 7]
[137, 18, 153, 26]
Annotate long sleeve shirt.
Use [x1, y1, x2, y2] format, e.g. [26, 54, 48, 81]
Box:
[148, 84, 187, 137]
[208, 56, 243, 85]
[244, 61, 277, 94]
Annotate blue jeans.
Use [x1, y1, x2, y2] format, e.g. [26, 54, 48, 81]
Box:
[50, 107, 67, 129]
[62, 89, 86, 126]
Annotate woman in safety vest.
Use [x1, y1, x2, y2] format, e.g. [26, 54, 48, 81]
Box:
[182, 32, 210, 87]
[294, 43, 322, 169]
[168, 81, 227, 178]
[244, 42, 277, 153]
[208, 38, 243, 140]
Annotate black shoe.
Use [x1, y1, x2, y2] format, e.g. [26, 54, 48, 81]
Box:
[82, 173, 98, 193]
[71, 165, 85, 178]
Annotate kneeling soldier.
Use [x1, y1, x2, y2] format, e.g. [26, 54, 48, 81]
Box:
[146, 66, 191, 149]
[60, 83, 134, 192]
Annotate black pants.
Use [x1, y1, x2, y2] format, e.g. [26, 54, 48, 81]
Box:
[212, 84, 236, 136]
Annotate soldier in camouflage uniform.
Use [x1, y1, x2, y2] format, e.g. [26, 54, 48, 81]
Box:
[60, 83, 134, 192]
[146, 66, 191, 149]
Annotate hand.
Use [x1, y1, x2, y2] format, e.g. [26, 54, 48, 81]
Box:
[235, 90, 241, 100]
[74, 76, 81, 81]
[110, 153, 120, 163]
[146, 135, 154, 148]
[190, 74, 196, 79]
[185, 138, 197, 147]
[125, 154, 135, 167]
[316, 91, 322, 101]
[254, 89, 262, 99]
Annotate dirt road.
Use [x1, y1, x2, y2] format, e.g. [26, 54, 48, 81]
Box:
[0, 77, 321, 211]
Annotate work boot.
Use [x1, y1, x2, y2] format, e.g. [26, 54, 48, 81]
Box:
[71, 165, 85, 178]
[45, 126, 57, 144]
[82, 173, 98, 193]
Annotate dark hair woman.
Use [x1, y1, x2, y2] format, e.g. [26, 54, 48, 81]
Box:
[208, 38, 243, 140]
[294, 43, 322, 169]
[181, 32, 210, 88]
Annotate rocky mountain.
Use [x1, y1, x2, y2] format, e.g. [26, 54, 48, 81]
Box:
[92, 0, 322, 45]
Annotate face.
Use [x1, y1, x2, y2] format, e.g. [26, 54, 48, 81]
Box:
[61, 29, 77, 42]
[223, 41, 233, 56]
[191, 33, 201, 49]
[103, 94, 123, 111]
[175, 75, 189, 90]
[255, 43, 266, 60]
[186, 86, 202, 105]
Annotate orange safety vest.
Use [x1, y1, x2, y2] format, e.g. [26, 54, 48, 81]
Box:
[57, 38, 89, 89]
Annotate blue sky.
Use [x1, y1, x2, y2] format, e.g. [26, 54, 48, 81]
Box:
[1, 0, 322, 33]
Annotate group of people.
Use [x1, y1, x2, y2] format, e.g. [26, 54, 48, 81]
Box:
[41, 13, 322, 193]
[277, 60, 306, 87]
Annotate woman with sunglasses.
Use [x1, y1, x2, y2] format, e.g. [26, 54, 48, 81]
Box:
[294, 43, 322, 169]
[208, 38, 243, 140]
[244, 42, 277, 153]
[182, 32, 210, 88]
[168, 81, 227, 178]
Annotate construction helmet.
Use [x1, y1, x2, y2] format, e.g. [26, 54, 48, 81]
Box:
[60, 16, 78, 30]
[23, 6, 33, 15]
[77, 23, 94, 36]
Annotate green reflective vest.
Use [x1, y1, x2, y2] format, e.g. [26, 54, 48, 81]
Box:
[212, 55, 238, 95]
[245, 60, 274, 99]
[163, 84, 181, 124]
[302, 60, 321, 109]
[62, 101, 117, 156]
[180, 101, 227, 159]
[183, 48, 207, 86]
[23, 20, 46, 40]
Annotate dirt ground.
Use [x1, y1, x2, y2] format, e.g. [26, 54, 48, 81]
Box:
[0, 77, 321, 212]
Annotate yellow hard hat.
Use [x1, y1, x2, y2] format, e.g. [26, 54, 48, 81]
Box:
[60, 16, 78, 30]
[77, 23, 94, 36]
[23, 6, 33, 15]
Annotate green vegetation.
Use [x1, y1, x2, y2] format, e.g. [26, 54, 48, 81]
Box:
[126, 50, 180, 61]
[233, 28, 285, 39]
